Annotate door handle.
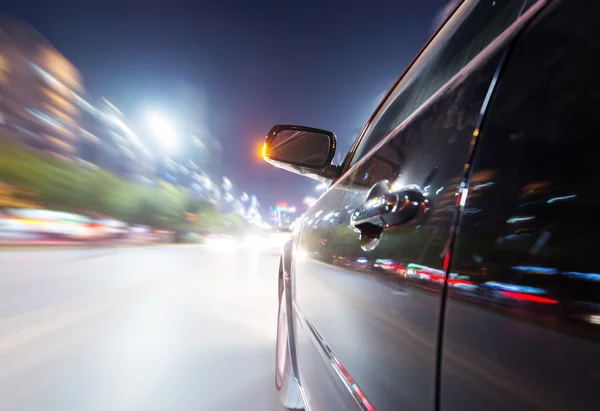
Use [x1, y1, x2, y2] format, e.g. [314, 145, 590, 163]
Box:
[350, 180, 428, 237]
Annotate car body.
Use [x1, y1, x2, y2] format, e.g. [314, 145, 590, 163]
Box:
[263, 1, 600, 410]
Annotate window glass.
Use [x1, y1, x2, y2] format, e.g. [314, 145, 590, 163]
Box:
[350, 0, 526, 166]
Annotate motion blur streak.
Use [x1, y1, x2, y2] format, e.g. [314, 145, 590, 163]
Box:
[0, 244, 284, 411]
[0, 20, 261, 245]
[499, 291, 558, 304]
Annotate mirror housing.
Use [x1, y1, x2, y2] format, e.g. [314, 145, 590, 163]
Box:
[263, 124, 340, 182]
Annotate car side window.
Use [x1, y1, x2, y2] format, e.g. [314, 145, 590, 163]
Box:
[349, 0, 527, 167]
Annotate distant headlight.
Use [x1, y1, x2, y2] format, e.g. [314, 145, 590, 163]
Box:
[268, 232, 291, 246]
[206, 236, 237, 251]
[244, 234, 264, 246]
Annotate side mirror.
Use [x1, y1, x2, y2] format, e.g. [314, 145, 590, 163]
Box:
[263, 125, 339, 182]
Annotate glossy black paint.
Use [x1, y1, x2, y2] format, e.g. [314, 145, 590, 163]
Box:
[291, 16, 518, 411]
[269, 1, 600, 411]
[442, 2, 600, 410]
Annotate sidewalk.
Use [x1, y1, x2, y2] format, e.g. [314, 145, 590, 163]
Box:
[0, 233, 162, 248]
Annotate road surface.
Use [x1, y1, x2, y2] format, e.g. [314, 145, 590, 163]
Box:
[0, 244, 285, 411]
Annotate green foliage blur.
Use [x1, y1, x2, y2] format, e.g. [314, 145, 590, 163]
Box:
[0, 141, 246, 235]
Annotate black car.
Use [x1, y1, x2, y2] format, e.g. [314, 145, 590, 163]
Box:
[263, 1, 600, 410]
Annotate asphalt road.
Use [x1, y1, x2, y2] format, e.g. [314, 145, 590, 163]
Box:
[0, 244, 285, 411]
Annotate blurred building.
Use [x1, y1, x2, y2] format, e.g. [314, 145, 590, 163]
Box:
[0, 20, 224, 195]
[0, 19, 153, 182]
[176, 81, 224, 199]
[161, 129, 224, 203]
[77, 97, 155, 181]
[246, 195, 261, 222]
[192, 129, 223, 182]
[0, 18, 83, 160]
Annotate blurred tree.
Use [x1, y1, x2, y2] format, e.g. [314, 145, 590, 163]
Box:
[0, 140, 243, 235]
[0, 183, 39, 208]
[194, 204, 221, 233]
[185, 196, 213, 215]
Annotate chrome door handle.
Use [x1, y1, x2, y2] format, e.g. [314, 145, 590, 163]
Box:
[350, 180, 428, 234]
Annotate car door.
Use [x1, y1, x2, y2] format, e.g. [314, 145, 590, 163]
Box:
[290, 1, 535, 410]
[441, 1, 600, 411]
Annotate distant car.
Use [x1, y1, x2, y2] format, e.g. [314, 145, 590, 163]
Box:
[263, 1, 600, 410]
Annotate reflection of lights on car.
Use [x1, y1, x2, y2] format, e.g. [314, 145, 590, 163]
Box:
[450, 280, 476, 290]
[499, 291, 558, 304]
[315, 182, 328, 191]
[295, 249, 309, 260]
[364, 196, 384, 209]
[547, 194, 576, 204]
[459, 188, 469, 207]
[303, 196, 317, 207]
[565, 271, 600, 281]
[510, 265, 558, 275]
[506, 216, 535, 224]
[390, 179, 404, 192]
[406, 263, 445, 282]
[585, 314, 600, 325]
[473, 182, 494, 191]
[483, 282, 546, 295]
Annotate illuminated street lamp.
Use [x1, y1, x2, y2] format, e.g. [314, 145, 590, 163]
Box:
[146, 111, 178, 154]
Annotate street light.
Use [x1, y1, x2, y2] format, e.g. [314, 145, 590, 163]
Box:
[146, 111, 178, 154]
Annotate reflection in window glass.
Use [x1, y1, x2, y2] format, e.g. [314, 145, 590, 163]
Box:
[351, 0, 526, 166]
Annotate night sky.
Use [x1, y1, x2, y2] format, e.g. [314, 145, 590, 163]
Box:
[3, 0, 448, 209]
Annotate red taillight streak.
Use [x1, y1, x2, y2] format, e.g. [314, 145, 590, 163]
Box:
[448, 279, 473, 286]
[417, 270, 472, 286]
[429, 274, 445, 282]
[500, 291, 558, 304]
